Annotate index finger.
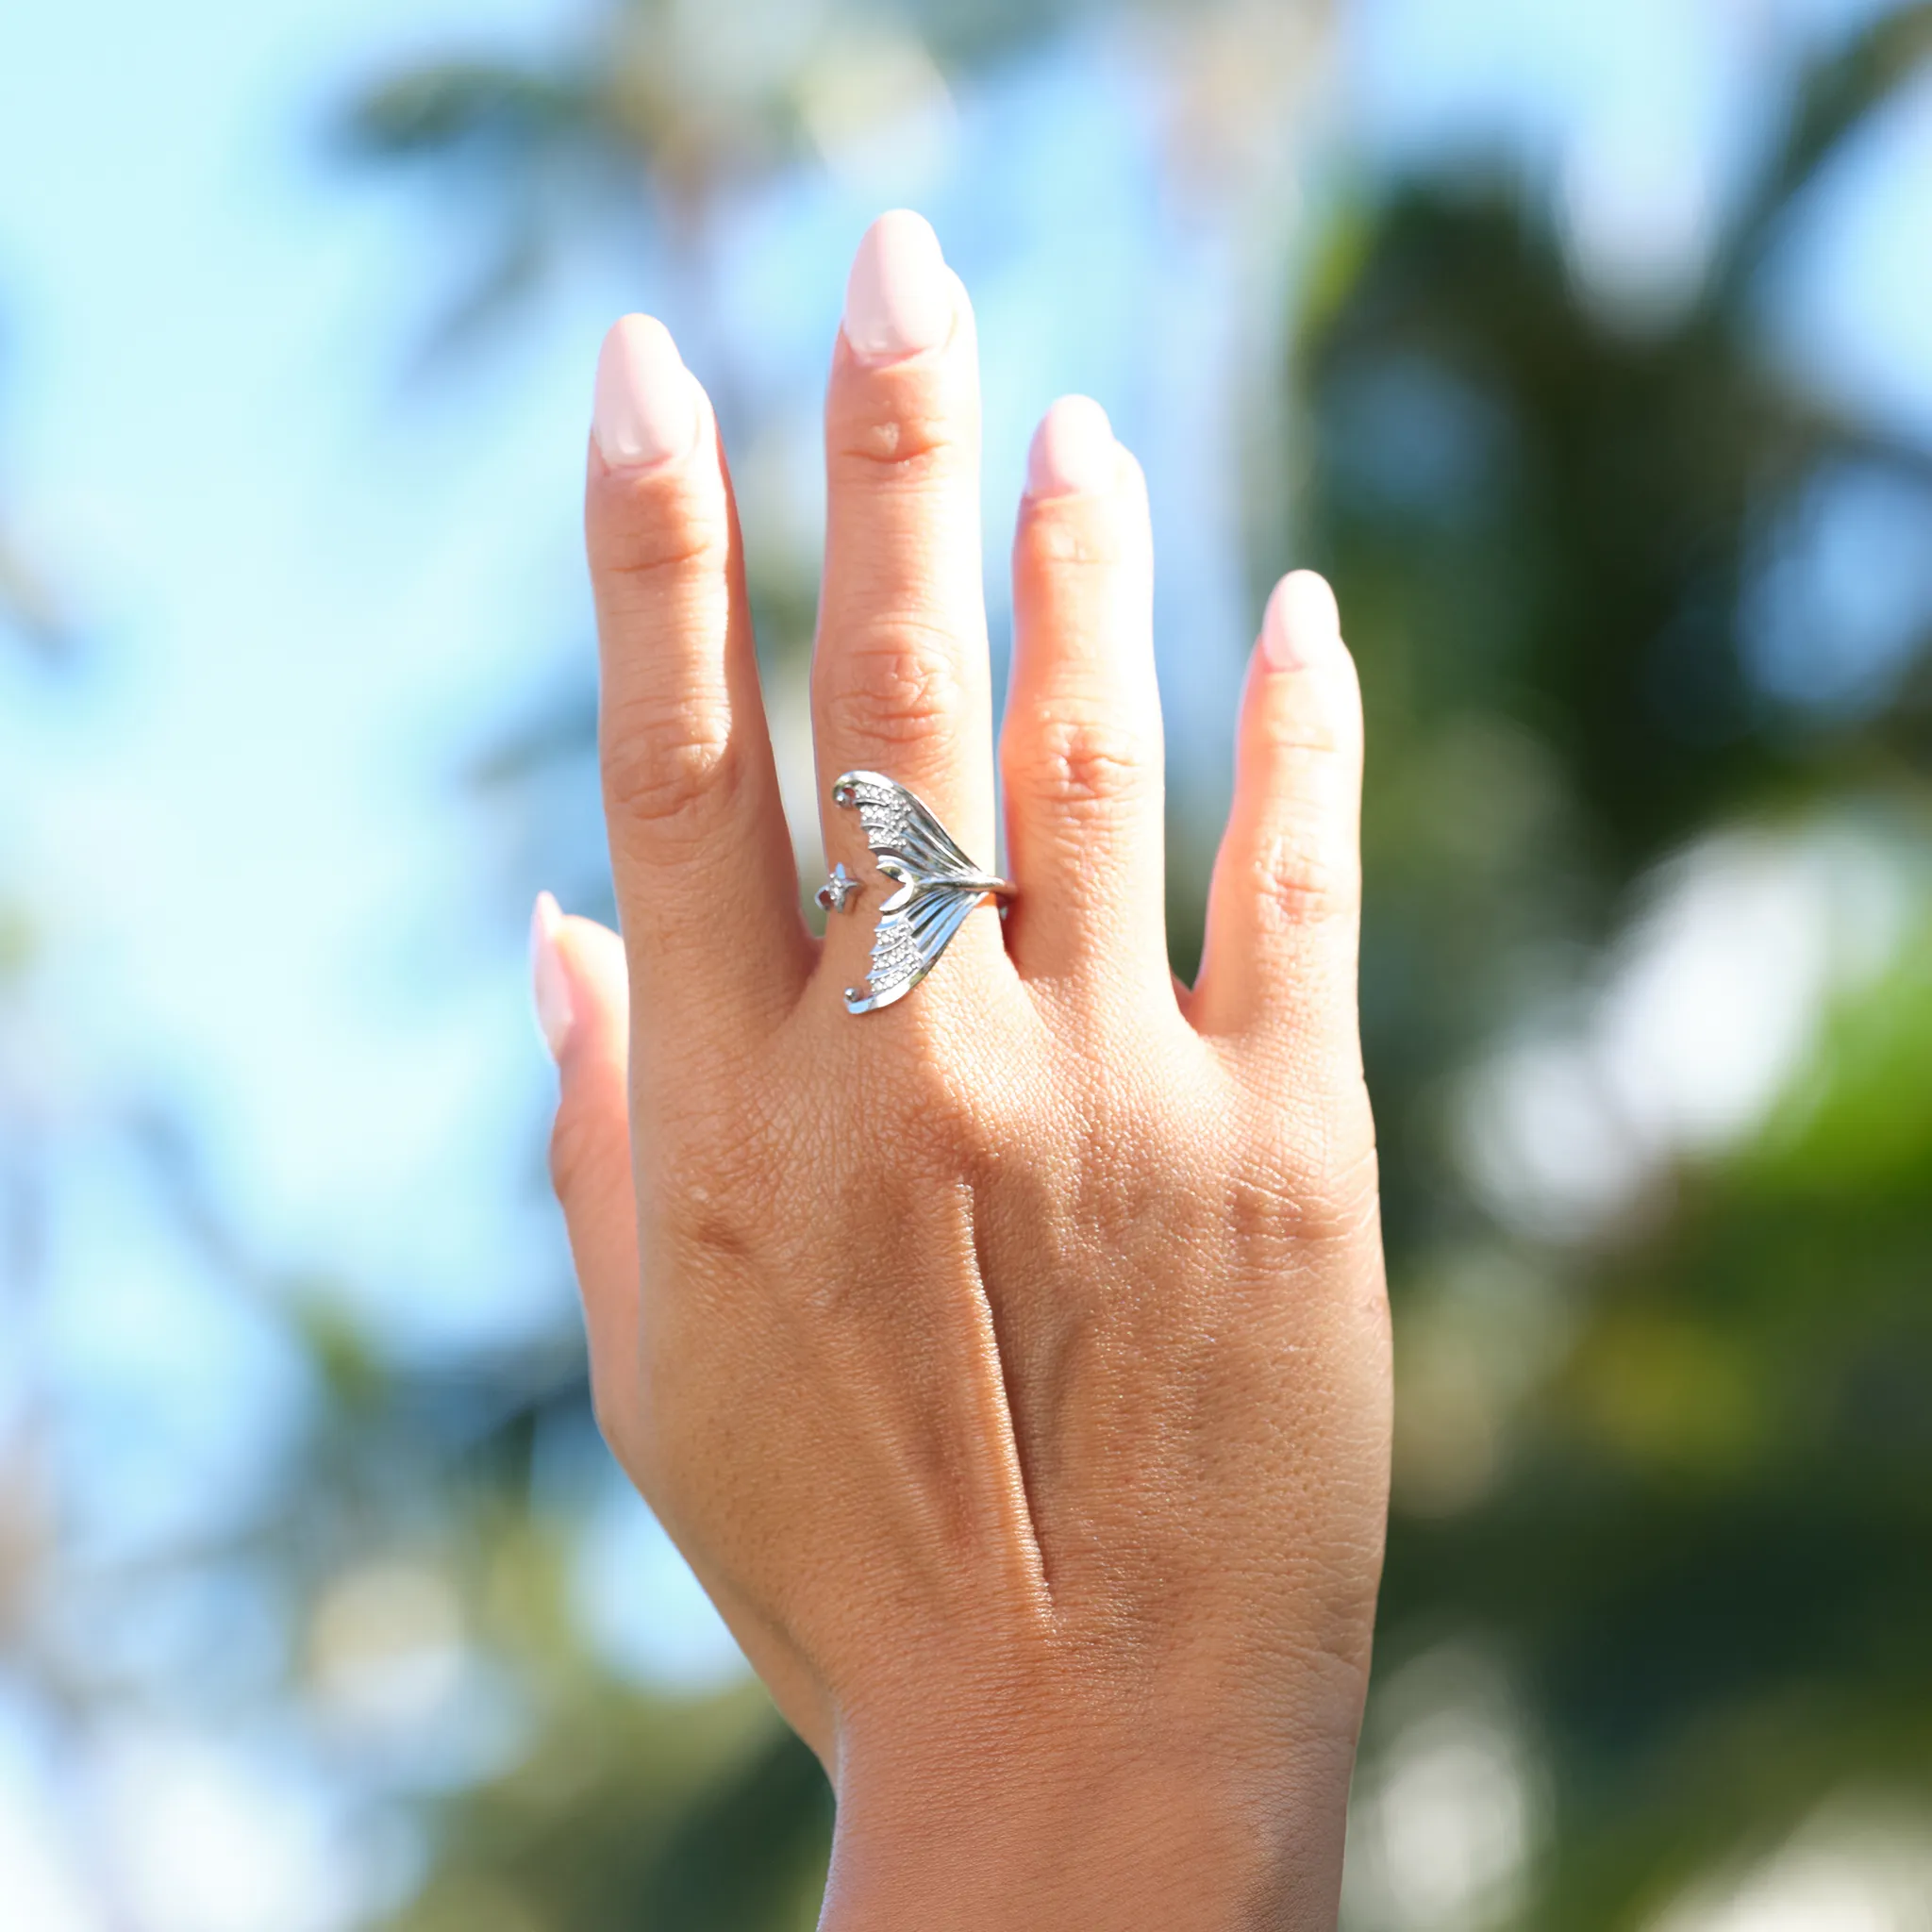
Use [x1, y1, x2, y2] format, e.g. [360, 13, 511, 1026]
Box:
[587, 314, 810, 1057]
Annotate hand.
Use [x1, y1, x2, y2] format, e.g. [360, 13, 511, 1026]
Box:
[533, 210, 1389, 1931]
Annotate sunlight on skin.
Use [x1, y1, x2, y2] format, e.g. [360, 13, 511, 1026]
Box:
[533, 210, 1390, 1931]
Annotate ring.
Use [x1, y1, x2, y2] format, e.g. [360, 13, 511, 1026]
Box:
[828, 770, 1012, 1015]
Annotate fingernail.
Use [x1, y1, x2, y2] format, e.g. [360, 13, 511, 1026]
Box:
[1024, 395, 1118, 498]
[592, 315, 699, 469]
[530, 891, 574, 1060]
[1261, 571, 1341, 673]
[842, 210, 954, 362]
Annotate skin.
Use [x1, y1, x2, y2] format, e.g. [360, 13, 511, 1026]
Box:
[539, 217, 1391, 1929]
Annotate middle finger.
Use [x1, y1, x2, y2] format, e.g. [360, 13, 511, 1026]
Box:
[812, 212, 997, 907]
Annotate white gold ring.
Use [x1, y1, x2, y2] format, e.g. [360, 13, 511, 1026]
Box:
[824, 771, 1012, 1015]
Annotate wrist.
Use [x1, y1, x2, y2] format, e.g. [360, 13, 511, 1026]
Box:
[820, 1711, 1356, 1932]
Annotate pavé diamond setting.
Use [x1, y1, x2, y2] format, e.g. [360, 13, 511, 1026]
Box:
[828, 771, 1012, 1014]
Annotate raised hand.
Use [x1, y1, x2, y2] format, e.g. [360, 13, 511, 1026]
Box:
[532, 209, 1389, 1931]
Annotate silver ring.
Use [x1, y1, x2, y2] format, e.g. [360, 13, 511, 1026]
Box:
[827, 770, 1012, 1015]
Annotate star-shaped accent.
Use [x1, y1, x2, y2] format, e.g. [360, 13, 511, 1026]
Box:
[815, 862, 859, 913]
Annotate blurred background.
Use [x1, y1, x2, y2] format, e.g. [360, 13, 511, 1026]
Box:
[3, 0, 1931, 1924]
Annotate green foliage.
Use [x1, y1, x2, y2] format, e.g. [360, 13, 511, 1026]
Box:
[1303, 8, 1932, 1924]
[392, 1699, 829, 1931]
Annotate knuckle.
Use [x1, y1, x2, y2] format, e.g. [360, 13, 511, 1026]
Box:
[603, 526, 725, 597]
[832, 406, 962, 479]
[591, 486, 730, 598]
[1024, 503, 1134, 572]
[1237, 1090, 1382, 1249]
[1008, 707, 1156, 818]
[1293, 1144, 1384, 1251]
[824, 621, 966, 750]
[1245, 670, 1362, 803]
[1255, 706, 1348, 761]
[649, 1096, 774, 1239]
[601, 695, 736, 842]
[656, 1157, 761, 1259]
[1245, 813, 1360, 927]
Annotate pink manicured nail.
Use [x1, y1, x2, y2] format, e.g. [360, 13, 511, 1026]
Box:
[842, 210, 954, 362]
[1261, 571, 1341, 672]
[1025, 395, 1117, 498]
[530, 891, 574, 1060]
[592, 315, 699, 468]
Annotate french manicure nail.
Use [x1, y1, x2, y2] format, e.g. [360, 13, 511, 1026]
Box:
[1261, 571, 1341, 673]
[842, 210, 954, 362]
[592, 314, 699, 468]
[530, 891, 574, 1060]
[1025, 395, 1118, 498]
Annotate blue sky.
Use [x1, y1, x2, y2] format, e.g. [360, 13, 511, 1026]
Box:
[0, 0, 599, 1346]
[0, 0, 1929, 1919]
